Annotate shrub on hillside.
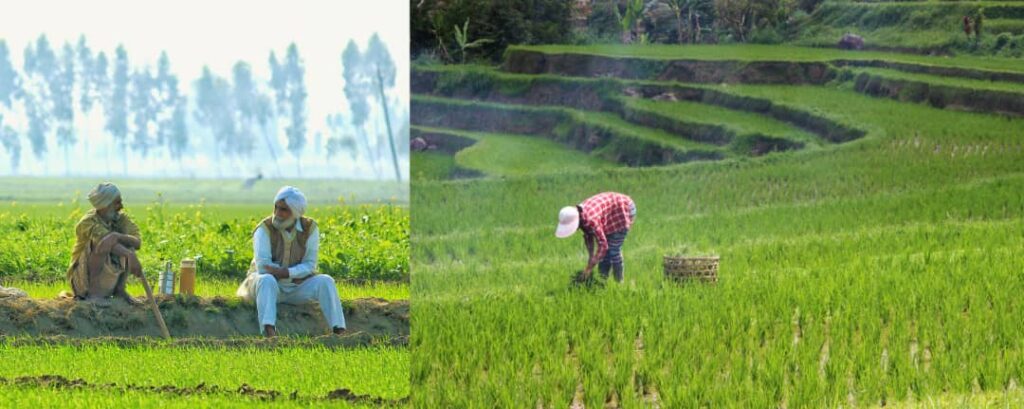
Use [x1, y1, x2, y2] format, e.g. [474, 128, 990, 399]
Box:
[411, 0, 573, 63]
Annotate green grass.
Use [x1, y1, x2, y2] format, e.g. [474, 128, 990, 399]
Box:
[411, 48, 1024, 407]
[457, 132, 617, 176]
[988, 18, 1024, 35]
[0, 343, 408, 400]
[420, 126, 617, 177]
[4, 278, 409, 301]
[411, 125, 617, 179]
[851, 66, 1024, 94]
[509, 44, 1024, 74]
[411, 152, 460, 181]
[621, 97, 825, 148]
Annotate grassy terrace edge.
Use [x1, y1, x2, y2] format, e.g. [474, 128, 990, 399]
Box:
[411, 94, 724, 167]
[505, 44, 1024, 76]
[412, 65, 866, 145]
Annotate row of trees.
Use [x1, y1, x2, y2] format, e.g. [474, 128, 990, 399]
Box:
[0, 34, 406, 179]
[411, 0, 821, 61]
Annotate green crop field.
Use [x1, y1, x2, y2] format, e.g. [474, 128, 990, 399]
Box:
[0, 341, 408, 407]
[0, 193, 409, 284]
[0, 178, 410, 407]
[410, 41, 1024, 407]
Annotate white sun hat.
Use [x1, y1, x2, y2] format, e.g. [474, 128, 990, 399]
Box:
[555, 206, 580, 238]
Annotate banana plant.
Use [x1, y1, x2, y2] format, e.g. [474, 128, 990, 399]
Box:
[619, 0, 645, 44]
[454, 19, 493, 64]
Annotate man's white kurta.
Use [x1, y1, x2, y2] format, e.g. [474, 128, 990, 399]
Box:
[236, 222, 346, 332]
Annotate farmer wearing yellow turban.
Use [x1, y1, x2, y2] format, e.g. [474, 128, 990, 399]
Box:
[65, 183, 143, 302]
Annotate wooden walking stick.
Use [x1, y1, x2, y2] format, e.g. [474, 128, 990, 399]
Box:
[138, 271, 171, 339]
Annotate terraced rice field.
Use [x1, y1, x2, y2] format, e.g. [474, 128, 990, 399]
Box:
[410, 43, 1024, 407]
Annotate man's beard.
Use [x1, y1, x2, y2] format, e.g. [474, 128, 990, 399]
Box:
[100, 208, 120, 223]
[272, 215, 296, 230]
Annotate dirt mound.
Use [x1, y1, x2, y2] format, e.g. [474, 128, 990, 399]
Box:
[0, 296, 408, 341]
[0, 286, 27, 299]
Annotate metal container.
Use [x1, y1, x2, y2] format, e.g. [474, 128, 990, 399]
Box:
[158, 261, 175, 295]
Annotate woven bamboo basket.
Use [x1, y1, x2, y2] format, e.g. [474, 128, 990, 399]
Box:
[664, 256, 719, 283]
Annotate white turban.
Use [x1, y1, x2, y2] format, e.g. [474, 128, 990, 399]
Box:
[88, 183, 121, 209]
[274, 186, 307, 217]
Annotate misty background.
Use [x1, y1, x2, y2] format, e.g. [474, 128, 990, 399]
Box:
[0, 0, 410, 180]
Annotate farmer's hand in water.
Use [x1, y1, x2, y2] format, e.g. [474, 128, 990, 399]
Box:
[582, 265, 593, 279]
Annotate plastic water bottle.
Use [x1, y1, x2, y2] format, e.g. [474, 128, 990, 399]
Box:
[158, 261, 175, 295]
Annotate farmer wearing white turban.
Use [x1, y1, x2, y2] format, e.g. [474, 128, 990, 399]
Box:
[236, 186, 346, 337]
[66, 182, 144, 302]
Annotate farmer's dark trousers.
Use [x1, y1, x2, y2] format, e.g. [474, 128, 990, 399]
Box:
[599, 202, 636, 282]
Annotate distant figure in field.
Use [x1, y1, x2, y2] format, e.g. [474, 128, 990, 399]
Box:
[236, 186, 346, 338]
[690, 11, 702, 44]
[411, 137, 429, 152]
[242, 172, 264, 190]
[65, 183, 143, 303]
[555, 192, 637, 282]
[963, 15, 973, 39]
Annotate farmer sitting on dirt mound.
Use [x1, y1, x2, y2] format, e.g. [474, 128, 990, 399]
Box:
[236, 186, 346, 338]
[556, 192, 637, 283]
[65, 182, 144, 303]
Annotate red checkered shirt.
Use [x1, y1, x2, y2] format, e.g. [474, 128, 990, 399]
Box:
[579, 192, 635, 266]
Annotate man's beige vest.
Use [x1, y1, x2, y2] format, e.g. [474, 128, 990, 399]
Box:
[255, 216, 316, 268]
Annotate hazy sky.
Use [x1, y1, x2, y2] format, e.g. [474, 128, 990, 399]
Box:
[0, 0, 410, 142]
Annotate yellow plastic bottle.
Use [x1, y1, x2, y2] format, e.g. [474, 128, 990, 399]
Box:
[179, 258, 196, 296]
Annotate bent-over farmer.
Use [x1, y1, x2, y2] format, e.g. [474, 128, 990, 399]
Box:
[66, 183, 143, 302]
[236, 186, 346, 338]
[555, 192, 636, 282]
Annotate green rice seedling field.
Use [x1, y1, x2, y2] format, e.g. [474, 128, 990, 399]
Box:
[410, 42, 1024, 407]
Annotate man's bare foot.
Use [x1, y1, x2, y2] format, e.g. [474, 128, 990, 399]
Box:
[264, 325, 277, 338]
[332, 327, 346, 336]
